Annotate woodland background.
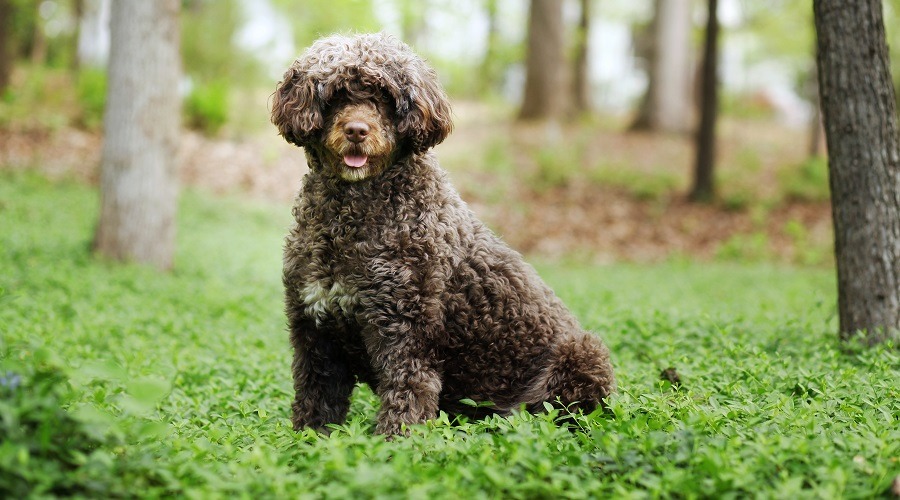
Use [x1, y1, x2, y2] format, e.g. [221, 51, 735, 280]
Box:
[6, 0, 899, 263]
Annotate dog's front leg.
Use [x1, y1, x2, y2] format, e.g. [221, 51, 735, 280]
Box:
[370, 337, 442, 437]
[363, 259, 446, 437]
[288, 313, 355, 433]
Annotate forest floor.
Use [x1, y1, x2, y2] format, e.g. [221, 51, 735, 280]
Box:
[4, 173, 898, 498]
[0, 101, 833, 264]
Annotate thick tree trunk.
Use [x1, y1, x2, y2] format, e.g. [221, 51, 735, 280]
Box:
[689, 0, 720, 202]
[518, 0, 565, 121]
[571, 0, 592, 116]
[630, 0, 693, 132]
[94, 0, 181, 270]
[814, 0, 900, 343]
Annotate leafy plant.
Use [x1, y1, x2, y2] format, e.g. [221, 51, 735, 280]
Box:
[184, 81, 229, 135]
[715, 231, 773, 262]
[0, 362, 112, 497]
[587, 163, 680, 200]
[76, 68, 106, 130]
[1, 173, 898, 498]
[784, 218, 829, 266]
[779, 156, 831, 202]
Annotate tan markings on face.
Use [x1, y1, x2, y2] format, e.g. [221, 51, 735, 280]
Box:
[324, 101, 397, 182]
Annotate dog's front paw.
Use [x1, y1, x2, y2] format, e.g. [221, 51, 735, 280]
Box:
[374, 386, 438, 438]
[291, 400, 334, 434]
[375, 418, 412, 439]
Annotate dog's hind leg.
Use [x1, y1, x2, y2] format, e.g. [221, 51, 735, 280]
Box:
[523, 331, 616, 415]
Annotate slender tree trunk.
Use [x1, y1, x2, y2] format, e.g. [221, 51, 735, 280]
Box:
[804, 62, 825, 158]
[72, 0, 83, 70]
[399, 0, 427, 48]
[630, 0, 693, 132]
[77, 0, 111, 69]
[571, 0, 592, 116]
[30, 2, 47, 65]
[518, 0, 565, 121]
[809, 99, 824, 158]
[653, 0, 692, 131]
[0, 0, 13, 91]
[94, 0, 181, 270]
[689, 0, 720, 202]
[479, 0, 500, 95]
[629, 12, 657, 131]
[814, 0, 900, 343]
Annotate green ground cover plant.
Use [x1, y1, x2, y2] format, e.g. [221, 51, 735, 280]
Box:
[1, 172, 898, 498]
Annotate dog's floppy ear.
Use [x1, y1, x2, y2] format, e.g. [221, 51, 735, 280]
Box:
[270, 66, 323, 147]
[396, 65, 453, 153]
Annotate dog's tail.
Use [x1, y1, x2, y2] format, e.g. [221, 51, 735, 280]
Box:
[520, 331, 616, 414]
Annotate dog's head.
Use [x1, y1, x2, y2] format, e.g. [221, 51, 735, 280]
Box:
[271, 33, 453, 182]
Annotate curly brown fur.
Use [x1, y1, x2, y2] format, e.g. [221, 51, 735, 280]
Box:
[272, 33, 615, 437]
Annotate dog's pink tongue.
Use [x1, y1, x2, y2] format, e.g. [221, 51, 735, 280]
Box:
[343, 154, 368, 168]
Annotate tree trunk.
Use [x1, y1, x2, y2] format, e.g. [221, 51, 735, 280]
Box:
[653, 0, 693, 131]
[94, 0, 181, 270]
[399, 0, 427, 48]
[518, 0, 565, 121]
[72, 0, 83, 71]
[30, 2, 46, 65]
[0, 0, 12, 91]
[814, 0, 900, 343]
[77, 0, 112, 69]
[689, 0, 720, 202]
[571, 0, 592, 116]
[479, 0, 500, 95]
[803, 62, 825, 158]
[630, 0, 693, 132]
[809, 99, 824, 158]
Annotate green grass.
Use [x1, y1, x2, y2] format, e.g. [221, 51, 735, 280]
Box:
[1, 172, 898, 498]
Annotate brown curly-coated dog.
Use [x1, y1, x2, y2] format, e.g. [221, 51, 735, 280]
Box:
[271, 33, 615, 436]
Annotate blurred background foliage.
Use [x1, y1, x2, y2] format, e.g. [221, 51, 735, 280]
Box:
[1, 0, 899, 263]
[1, 0, 898, 133]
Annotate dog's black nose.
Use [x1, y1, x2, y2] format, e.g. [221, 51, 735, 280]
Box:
[344, 122, 370, 143]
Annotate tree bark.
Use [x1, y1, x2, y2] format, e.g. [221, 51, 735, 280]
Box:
[814, 0, 900, 343]
[571, 0, 592, 116]
[518, 0, 565, 121]
[689, 0, 720, 202]
[630, 0, 693, 132]
[94, 0, 181, 270]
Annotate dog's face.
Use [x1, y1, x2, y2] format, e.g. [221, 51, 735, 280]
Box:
[271, 33, 453, 182]
[321, 94, 398, 182]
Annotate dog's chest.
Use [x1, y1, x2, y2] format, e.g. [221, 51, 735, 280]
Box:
[290, 179, 401, 325]
[299, 277, 360, 325]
